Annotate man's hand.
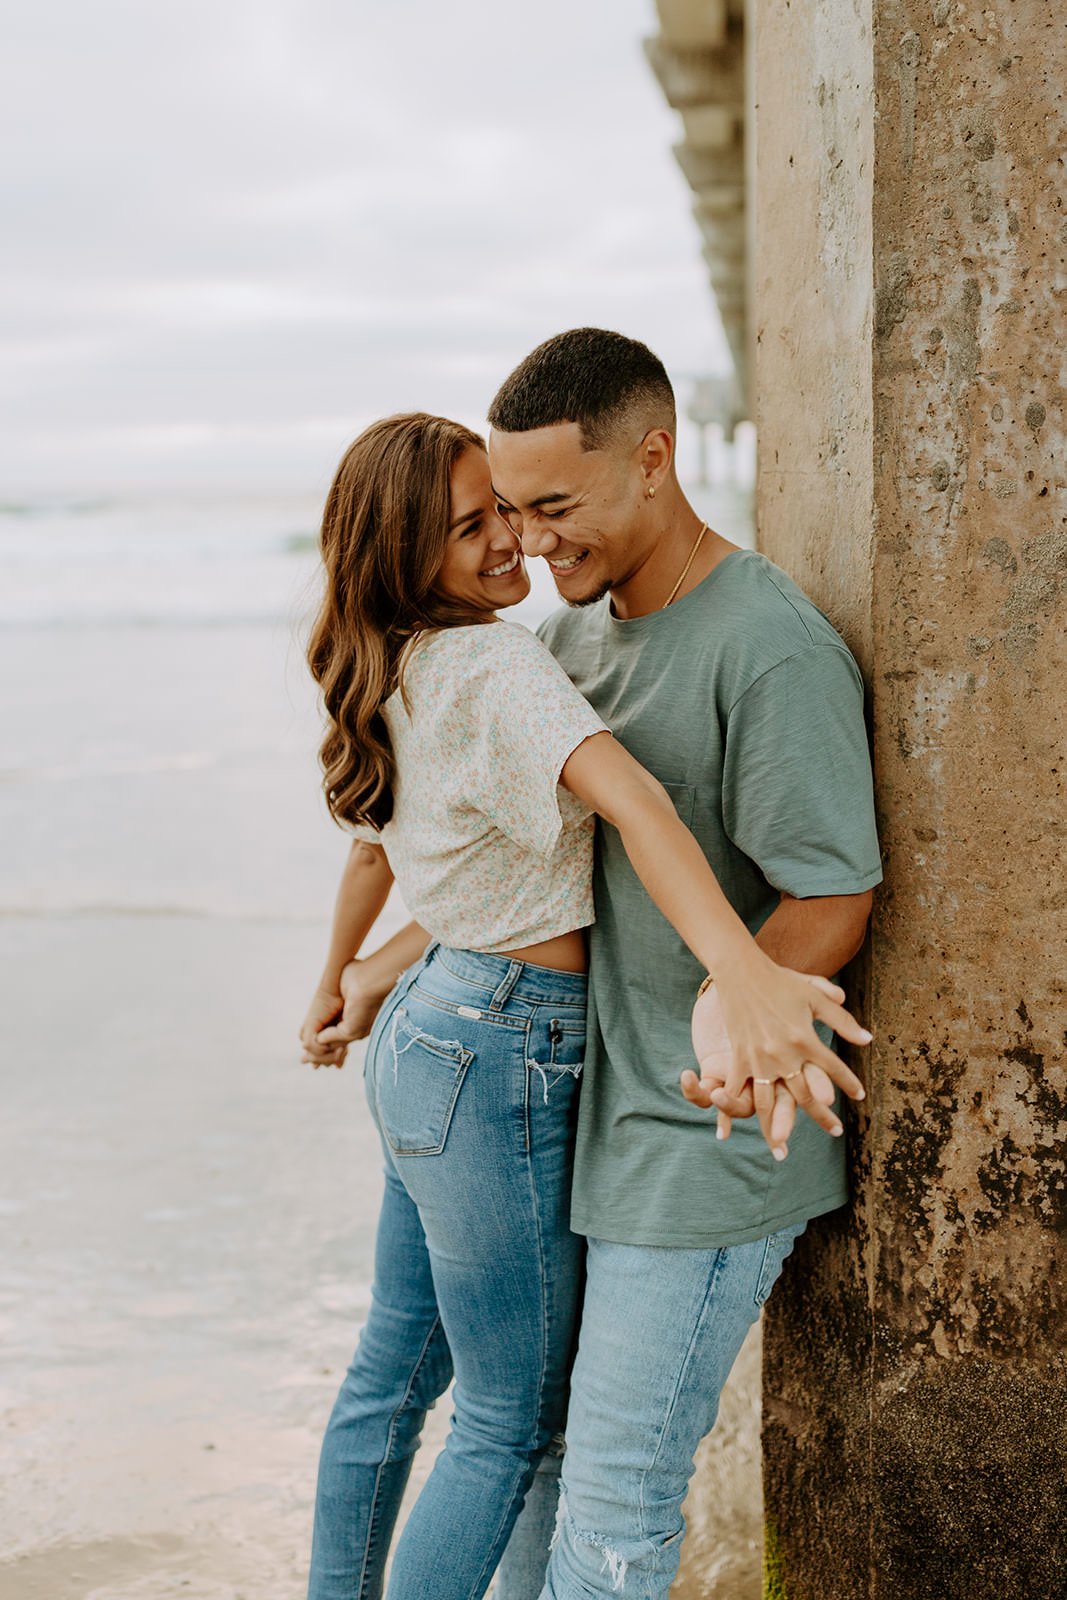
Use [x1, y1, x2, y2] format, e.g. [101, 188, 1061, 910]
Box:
[314, 960, 386, 1051]
[299, 961, 386, 1069]
[680, 973, 866, 1155]
[680, 979, 737, 1137]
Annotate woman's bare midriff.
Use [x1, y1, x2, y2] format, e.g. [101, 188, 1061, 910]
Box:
[497, 927, 588, 974]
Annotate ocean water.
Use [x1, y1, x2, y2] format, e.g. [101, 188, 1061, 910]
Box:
[0, 485, 753, 633]
[0, 485, 759, 1598]
[0, 483, 752, 920]
[0, 492, 567, 633]
[0, 492, 587, 923]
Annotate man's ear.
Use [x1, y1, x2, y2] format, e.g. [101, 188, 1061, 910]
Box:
[637, 427, 674, 495]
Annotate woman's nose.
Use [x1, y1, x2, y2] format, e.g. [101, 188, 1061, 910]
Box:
[488, 522, 520, 554]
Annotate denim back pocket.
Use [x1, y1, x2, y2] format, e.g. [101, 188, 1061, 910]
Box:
[374, 1005, 473, 1157]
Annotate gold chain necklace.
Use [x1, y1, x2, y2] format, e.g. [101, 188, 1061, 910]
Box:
[662, 521, 708, 608]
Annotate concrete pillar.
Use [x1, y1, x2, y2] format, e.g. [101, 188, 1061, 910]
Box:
[752, 2, 1067, 1595]
[646, 1, 749, 409]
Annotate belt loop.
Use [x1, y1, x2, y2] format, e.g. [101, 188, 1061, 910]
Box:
[402, 938, 438, 999]
[489, 959, 523, 1011]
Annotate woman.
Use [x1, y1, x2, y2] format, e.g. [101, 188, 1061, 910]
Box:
[298, 414, 868, 1600]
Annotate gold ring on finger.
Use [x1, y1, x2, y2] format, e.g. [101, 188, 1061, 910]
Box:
[753, 1077, 775, 1086]
[783, 1069, 805, 1081]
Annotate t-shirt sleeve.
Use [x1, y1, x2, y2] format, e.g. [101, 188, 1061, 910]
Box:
[347, 821, 383, 845]
[721, 645, 883, 897]
[464, 625, 608, 857]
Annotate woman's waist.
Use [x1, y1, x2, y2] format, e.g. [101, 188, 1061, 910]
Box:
[423, 942, 588, 1010]
[495, 927, 587, 975]
[397, 880, 594, 968]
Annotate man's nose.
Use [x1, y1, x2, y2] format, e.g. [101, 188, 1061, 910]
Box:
[520, 523, 560, 558]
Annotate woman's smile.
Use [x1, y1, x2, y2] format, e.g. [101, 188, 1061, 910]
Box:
[433, 445, 531, 612]
[481, 549, 522, 578]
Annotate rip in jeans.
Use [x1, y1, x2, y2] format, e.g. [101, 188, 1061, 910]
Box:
[388, 1006, 467, 1083]
[528, 1023, 584, 1105]
[550, 1489, 629, 1594]
[525, 1058, 584, 1105]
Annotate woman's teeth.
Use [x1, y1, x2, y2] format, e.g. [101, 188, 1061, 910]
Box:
[482, 551, 521, 577]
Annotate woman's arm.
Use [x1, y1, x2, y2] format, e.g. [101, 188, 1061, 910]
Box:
[299, 840, 394, 1067]
[316, 921, 432, 1050]
[559, 733, 872, 1154]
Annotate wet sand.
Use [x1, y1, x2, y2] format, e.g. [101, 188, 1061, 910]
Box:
[0, 591, 762, 1599]
[0, 907, 761, 1599]
[0, 910, 385, 1598]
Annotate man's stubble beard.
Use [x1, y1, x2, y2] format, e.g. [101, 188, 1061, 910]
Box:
[561, 539, 648, 609]
[562, 578, 612, 609]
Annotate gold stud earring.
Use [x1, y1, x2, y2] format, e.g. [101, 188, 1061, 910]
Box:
[648, 485, 656, 500]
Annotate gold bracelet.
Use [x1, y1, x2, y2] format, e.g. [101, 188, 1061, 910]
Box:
[697, 974, 715, 998]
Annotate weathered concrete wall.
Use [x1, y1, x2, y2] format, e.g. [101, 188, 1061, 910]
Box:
[752, 0, 875, 655]
[753, 1, 1067, 1595]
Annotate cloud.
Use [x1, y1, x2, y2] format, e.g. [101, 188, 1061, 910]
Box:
[1, 0, 729, 492]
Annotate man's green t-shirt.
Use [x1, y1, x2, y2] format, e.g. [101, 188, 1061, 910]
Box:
[539, 549, 883, 1249]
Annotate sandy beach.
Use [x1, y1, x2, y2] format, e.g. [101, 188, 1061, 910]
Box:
[0, 493, 761, 1599]
[0, 901, 762, 1600]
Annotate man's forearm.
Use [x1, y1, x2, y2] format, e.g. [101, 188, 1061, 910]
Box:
[755, 891, 873, 977]
[356, 921, 432, 1004]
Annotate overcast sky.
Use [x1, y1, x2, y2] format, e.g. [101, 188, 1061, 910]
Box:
[2, 0, 728, 496]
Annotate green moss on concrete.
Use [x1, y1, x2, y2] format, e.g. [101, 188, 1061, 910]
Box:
[762, 1519, 790, 1600]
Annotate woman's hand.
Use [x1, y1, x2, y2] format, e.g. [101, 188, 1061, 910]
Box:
[299, 986, 348, 1069]
[299, 925, 429, 1072]
[314, 960, 385, 1048]
[680, 960, 869, 1156]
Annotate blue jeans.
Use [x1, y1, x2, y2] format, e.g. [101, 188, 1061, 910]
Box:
[535, 1223, 806, 1599]
[307, 944, 587, 1600]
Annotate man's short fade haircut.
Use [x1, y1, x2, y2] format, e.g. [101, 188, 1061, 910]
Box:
[487, 328, 676, 453]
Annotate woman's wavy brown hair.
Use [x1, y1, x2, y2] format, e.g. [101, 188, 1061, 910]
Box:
[307, 412, 486, 831]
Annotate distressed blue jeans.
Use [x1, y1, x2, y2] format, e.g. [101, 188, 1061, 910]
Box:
[535, 1223, 807, 1599]
[307, 943, 587, 1600]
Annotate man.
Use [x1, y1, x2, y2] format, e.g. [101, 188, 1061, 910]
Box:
[486, 328, 881, 1599]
